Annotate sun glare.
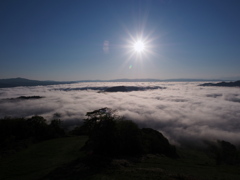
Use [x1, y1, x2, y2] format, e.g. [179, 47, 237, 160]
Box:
[123, 27, 157, 62]
[133, 40, 145, 53]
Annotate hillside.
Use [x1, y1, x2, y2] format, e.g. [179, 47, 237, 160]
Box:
[0, 110, 240, 180]
[0, 78, 75, 88]
[0, 136, 240, 180]
[0, 77, 223, 88]
[199, 80, 240, 87]
[0, 136, 88, 180]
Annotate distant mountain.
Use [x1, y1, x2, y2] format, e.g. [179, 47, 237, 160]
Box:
[0, 78, 75, 88]
[76, 78, 222, 83]
[98, 86, 166, 93]
[0, 77, 224, 88]
[199, 80, 240, 87]
[5, 96, 44, 100]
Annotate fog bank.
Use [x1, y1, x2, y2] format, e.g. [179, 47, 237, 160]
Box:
[1, 82, 240, 147]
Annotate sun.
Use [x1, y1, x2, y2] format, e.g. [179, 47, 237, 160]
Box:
[133, 40, 145, 53]
[123, 29, 156, 61]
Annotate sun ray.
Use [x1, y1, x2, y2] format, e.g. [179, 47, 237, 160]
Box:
[117, 17, 161, 76]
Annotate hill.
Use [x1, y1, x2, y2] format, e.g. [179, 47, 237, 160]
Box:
[0, 78, 75, 88]
[0, 77, 223, 88]
[0, 110, 240, 180]
[0, 136, 240, 180]
[199, 80, 240, 87]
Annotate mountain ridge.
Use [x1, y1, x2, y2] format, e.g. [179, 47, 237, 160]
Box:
[199, 80, 240, 87]
[0, 78, 75, 88]
[0, 77, 226, 88]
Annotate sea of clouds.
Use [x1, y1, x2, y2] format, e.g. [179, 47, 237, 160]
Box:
[0, 82, 240, 147]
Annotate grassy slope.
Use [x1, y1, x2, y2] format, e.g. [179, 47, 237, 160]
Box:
[92, 148, 240, 180]
[0, 136, 240, 180]
[42, 147, 240, 180]
[0, 136, 88, 180]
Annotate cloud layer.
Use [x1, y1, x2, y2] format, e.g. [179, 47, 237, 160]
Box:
[1, 82, 240, 147]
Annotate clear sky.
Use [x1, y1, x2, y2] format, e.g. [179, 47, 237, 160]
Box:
[0, 0, 240, 81]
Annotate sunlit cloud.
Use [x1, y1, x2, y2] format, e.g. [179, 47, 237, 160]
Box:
[1, 82, 240, 147]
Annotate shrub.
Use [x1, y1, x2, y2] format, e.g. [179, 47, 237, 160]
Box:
[141, 128, 178, 158]
[0, 116, 65, 155]
[206, 140, 239, 165]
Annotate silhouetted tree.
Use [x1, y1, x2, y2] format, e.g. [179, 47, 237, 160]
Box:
[0, 117, 32, 148]
[81, 108, 119, 156]
[49, 119, 65, 138]
[115, 120, 142, 156]
[81, 108, 178, 158]
[0, 115, 66, 155]
[26, 116, 49, 141]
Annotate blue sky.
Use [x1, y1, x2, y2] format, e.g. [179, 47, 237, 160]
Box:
[0, 0, 240, 81]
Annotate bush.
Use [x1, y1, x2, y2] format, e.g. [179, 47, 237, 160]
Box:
[0, 117, 32, 149]
[141, 128, 178, 158]
[206, 140, 239, 165]
[0, 116, 65, 155]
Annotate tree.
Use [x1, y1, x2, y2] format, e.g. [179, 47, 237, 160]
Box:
[81, 108, 119, 156]
[81, 108, 178, 158]
[115, 120, 142, 156]
[49, 119, 65, 138]
[26, 116, 49, 141]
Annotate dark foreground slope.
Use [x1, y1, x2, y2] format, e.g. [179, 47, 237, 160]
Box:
[44, 150, 240, 180]
[0, 135, 240, 180]
[1, 109, 240, 180]
[0, 136, 88, 180]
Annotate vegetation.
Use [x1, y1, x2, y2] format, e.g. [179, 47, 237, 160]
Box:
[74, 107, 178, 158]
[0, 116, 65, 156]
[205, 140, 239, 165]
[0, 136, 88, 180]
[0, 107, 240, 180]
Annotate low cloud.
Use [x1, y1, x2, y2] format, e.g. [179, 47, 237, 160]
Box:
[0, 82, 240, 147]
